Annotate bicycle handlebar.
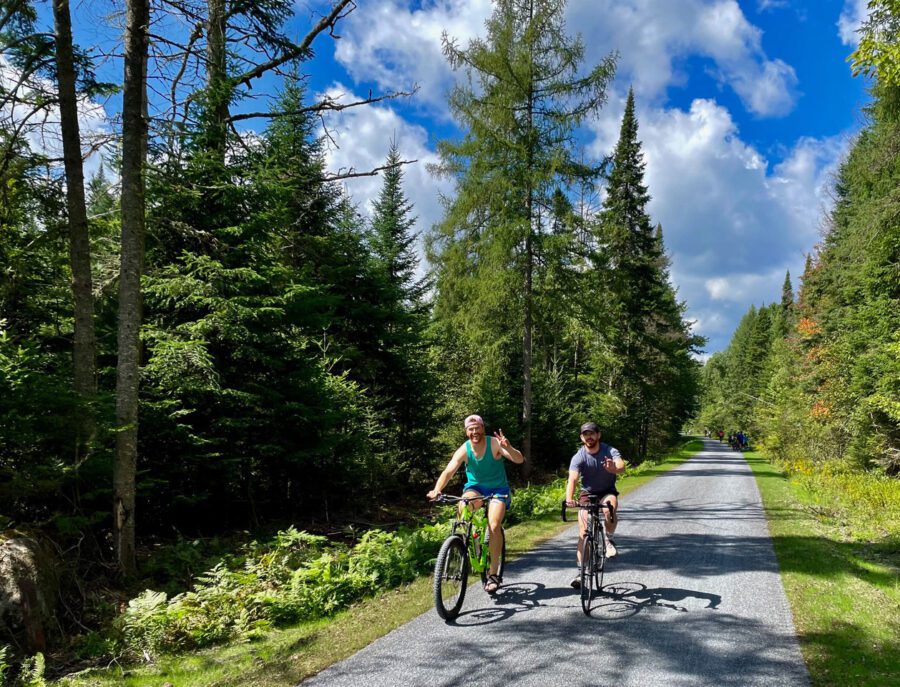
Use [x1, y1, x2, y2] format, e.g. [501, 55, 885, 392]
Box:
[560, 498, 614, 523]
[430, 493, 506, 505]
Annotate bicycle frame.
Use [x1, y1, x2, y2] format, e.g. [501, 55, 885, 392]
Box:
[441, 494, 502, 574]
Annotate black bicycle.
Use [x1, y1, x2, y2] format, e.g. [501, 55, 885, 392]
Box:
[431, 494, 507, 620]
[562, 496, 615, 615]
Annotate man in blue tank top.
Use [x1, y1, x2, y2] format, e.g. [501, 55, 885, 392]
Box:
[427, 414, 525, 593]
[564, 422, 626, 588]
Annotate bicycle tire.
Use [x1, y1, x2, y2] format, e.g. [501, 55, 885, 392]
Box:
[595, 525, 607, 593]
[580, 536, 594, 616]
[480, 526, 506, 585]
[433, 535, 468, 620]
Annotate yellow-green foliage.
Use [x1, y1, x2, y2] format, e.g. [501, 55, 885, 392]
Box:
[772, 453, 900, 540]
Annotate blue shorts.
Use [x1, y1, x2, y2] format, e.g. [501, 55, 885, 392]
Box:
[462, 483, 511, 506]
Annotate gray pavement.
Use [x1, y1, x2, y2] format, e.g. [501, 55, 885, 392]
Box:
[300, 438, 809, 687]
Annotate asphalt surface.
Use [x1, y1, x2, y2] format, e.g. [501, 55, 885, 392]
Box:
[300, 438, 810, 687]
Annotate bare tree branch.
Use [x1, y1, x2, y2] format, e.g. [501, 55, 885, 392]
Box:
[323, 158, 417, 182]
[231, 0, 355, 89]
[227, 86, 417, 123]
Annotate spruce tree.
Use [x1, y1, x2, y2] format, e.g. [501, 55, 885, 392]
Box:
[594, 88, 702, 458]
[368, 142, 435, 480]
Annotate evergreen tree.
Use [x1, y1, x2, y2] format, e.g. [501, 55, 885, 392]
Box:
[593, 88, 702, 458]
[429, 0, 616, 467]
[368, 142, 436, 480]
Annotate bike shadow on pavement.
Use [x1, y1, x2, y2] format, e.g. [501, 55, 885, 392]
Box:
[448, 578, 721, 626]
[586, 580, 722, 620]
[446, 581, 575, 626]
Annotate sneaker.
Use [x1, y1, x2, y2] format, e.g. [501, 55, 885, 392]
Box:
[605, 539, 618, 558]
[570, 574, 581, 589]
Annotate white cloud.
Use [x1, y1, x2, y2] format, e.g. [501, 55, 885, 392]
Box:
[329, 2, 847, 353]
[757, 0, 789, 10]
[838, 0, 871, 46]
[338, 0, 799, 118]
[334, 0, 492, 112]
[570, 0, 799, 117]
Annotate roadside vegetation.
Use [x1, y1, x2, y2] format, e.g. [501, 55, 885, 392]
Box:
[746, 449, 899, 687]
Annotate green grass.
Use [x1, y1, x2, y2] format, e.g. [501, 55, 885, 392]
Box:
[744, 451, 900, 687]
[54, 439, 703, 687]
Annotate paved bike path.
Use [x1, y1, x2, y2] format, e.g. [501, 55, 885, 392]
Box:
[300, 439, 809, 687]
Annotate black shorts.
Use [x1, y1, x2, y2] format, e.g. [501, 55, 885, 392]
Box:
[579, 489, 618, 503]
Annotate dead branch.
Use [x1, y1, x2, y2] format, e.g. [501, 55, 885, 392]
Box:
[231, 0, 356, 89]
[322, 158, 417, 182]
[227, 86, 417, 123]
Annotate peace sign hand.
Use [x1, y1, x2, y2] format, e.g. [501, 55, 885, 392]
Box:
[494, 429, 510, 449]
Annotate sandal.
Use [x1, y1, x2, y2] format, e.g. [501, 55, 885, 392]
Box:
[484, 573, 502, 594]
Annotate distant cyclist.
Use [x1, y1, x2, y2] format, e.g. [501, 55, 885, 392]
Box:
[564, 422, 626, 588]
[427, 414, 525, 593]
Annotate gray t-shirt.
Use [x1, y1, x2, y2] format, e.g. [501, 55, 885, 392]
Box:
[569, 443, 622, 495]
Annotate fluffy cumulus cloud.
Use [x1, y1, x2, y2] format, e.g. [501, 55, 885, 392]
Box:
[588, 97, 849, 352]
[334, 0, 493, 112]
[329, 1, 849, 353]
[567, 0, 798, 117]
[838, 0, 871, 46]
[320, 83, 449, 246]
[338, 0, 797, 118]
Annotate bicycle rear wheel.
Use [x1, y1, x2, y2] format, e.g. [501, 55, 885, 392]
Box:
[481, 526, 506, 586]
[433, 535, 468, 620]
[580, 536, 595, 616]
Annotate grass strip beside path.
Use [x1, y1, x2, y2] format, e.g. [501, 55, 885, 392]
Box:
[744, 451, 899, 687]
[57, 439, 703, 687]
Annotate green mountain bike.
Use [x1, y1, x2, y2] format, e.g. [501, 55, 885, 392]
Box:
[431, 494, 507, 620]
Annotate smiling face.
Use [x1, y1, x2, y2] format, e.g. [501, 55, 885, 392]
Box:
[465, 423, 485, 445]
[580, 430, 600, 451]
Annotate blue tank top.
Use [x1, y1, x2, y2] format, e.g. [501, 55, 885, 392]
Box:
[464, 437, 509, 489]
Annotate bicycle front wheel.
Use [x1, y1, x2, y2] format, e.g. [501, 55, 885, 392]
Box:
[595, 528, 607, 593]
[433, 535, 469, 620]
[580, 537, 595, 616]
[481, 526, 506, 585]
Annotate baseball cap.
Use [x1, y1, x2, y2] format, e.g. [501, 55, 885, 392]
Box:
[580, 422, 600, 434]
[464, 414, 484, 430]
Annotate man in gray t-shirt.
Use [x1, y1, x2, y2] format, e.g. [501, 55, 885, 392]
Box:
[564, 422, 626, 588]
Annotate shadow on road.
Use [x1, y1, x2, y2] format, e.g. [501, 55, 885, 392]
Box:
[450, 579, 721, 626]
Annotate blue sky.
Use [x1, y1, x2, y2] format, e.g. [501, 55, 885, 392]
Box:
[10, 0, 873, 356]
[297, 0, 873, 355]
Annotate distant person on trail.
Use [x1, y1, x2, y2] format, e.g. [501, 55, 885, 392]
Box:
[427, 414, 525, 593]
[564, 422, 626, 589]
[718, 429, 724, 442]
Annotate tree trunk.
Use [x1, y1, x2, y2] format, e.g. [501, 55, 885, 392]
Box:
[206, 0, 228, 160]
[522, 219, 533, 475]
[52, 0, 97, 450]
[520, 0, 535, 475]
[114, 0, 149, 577]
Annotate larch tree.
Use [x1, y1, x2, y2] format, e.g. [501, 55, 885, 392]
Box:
[430, 0, 616, 468]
